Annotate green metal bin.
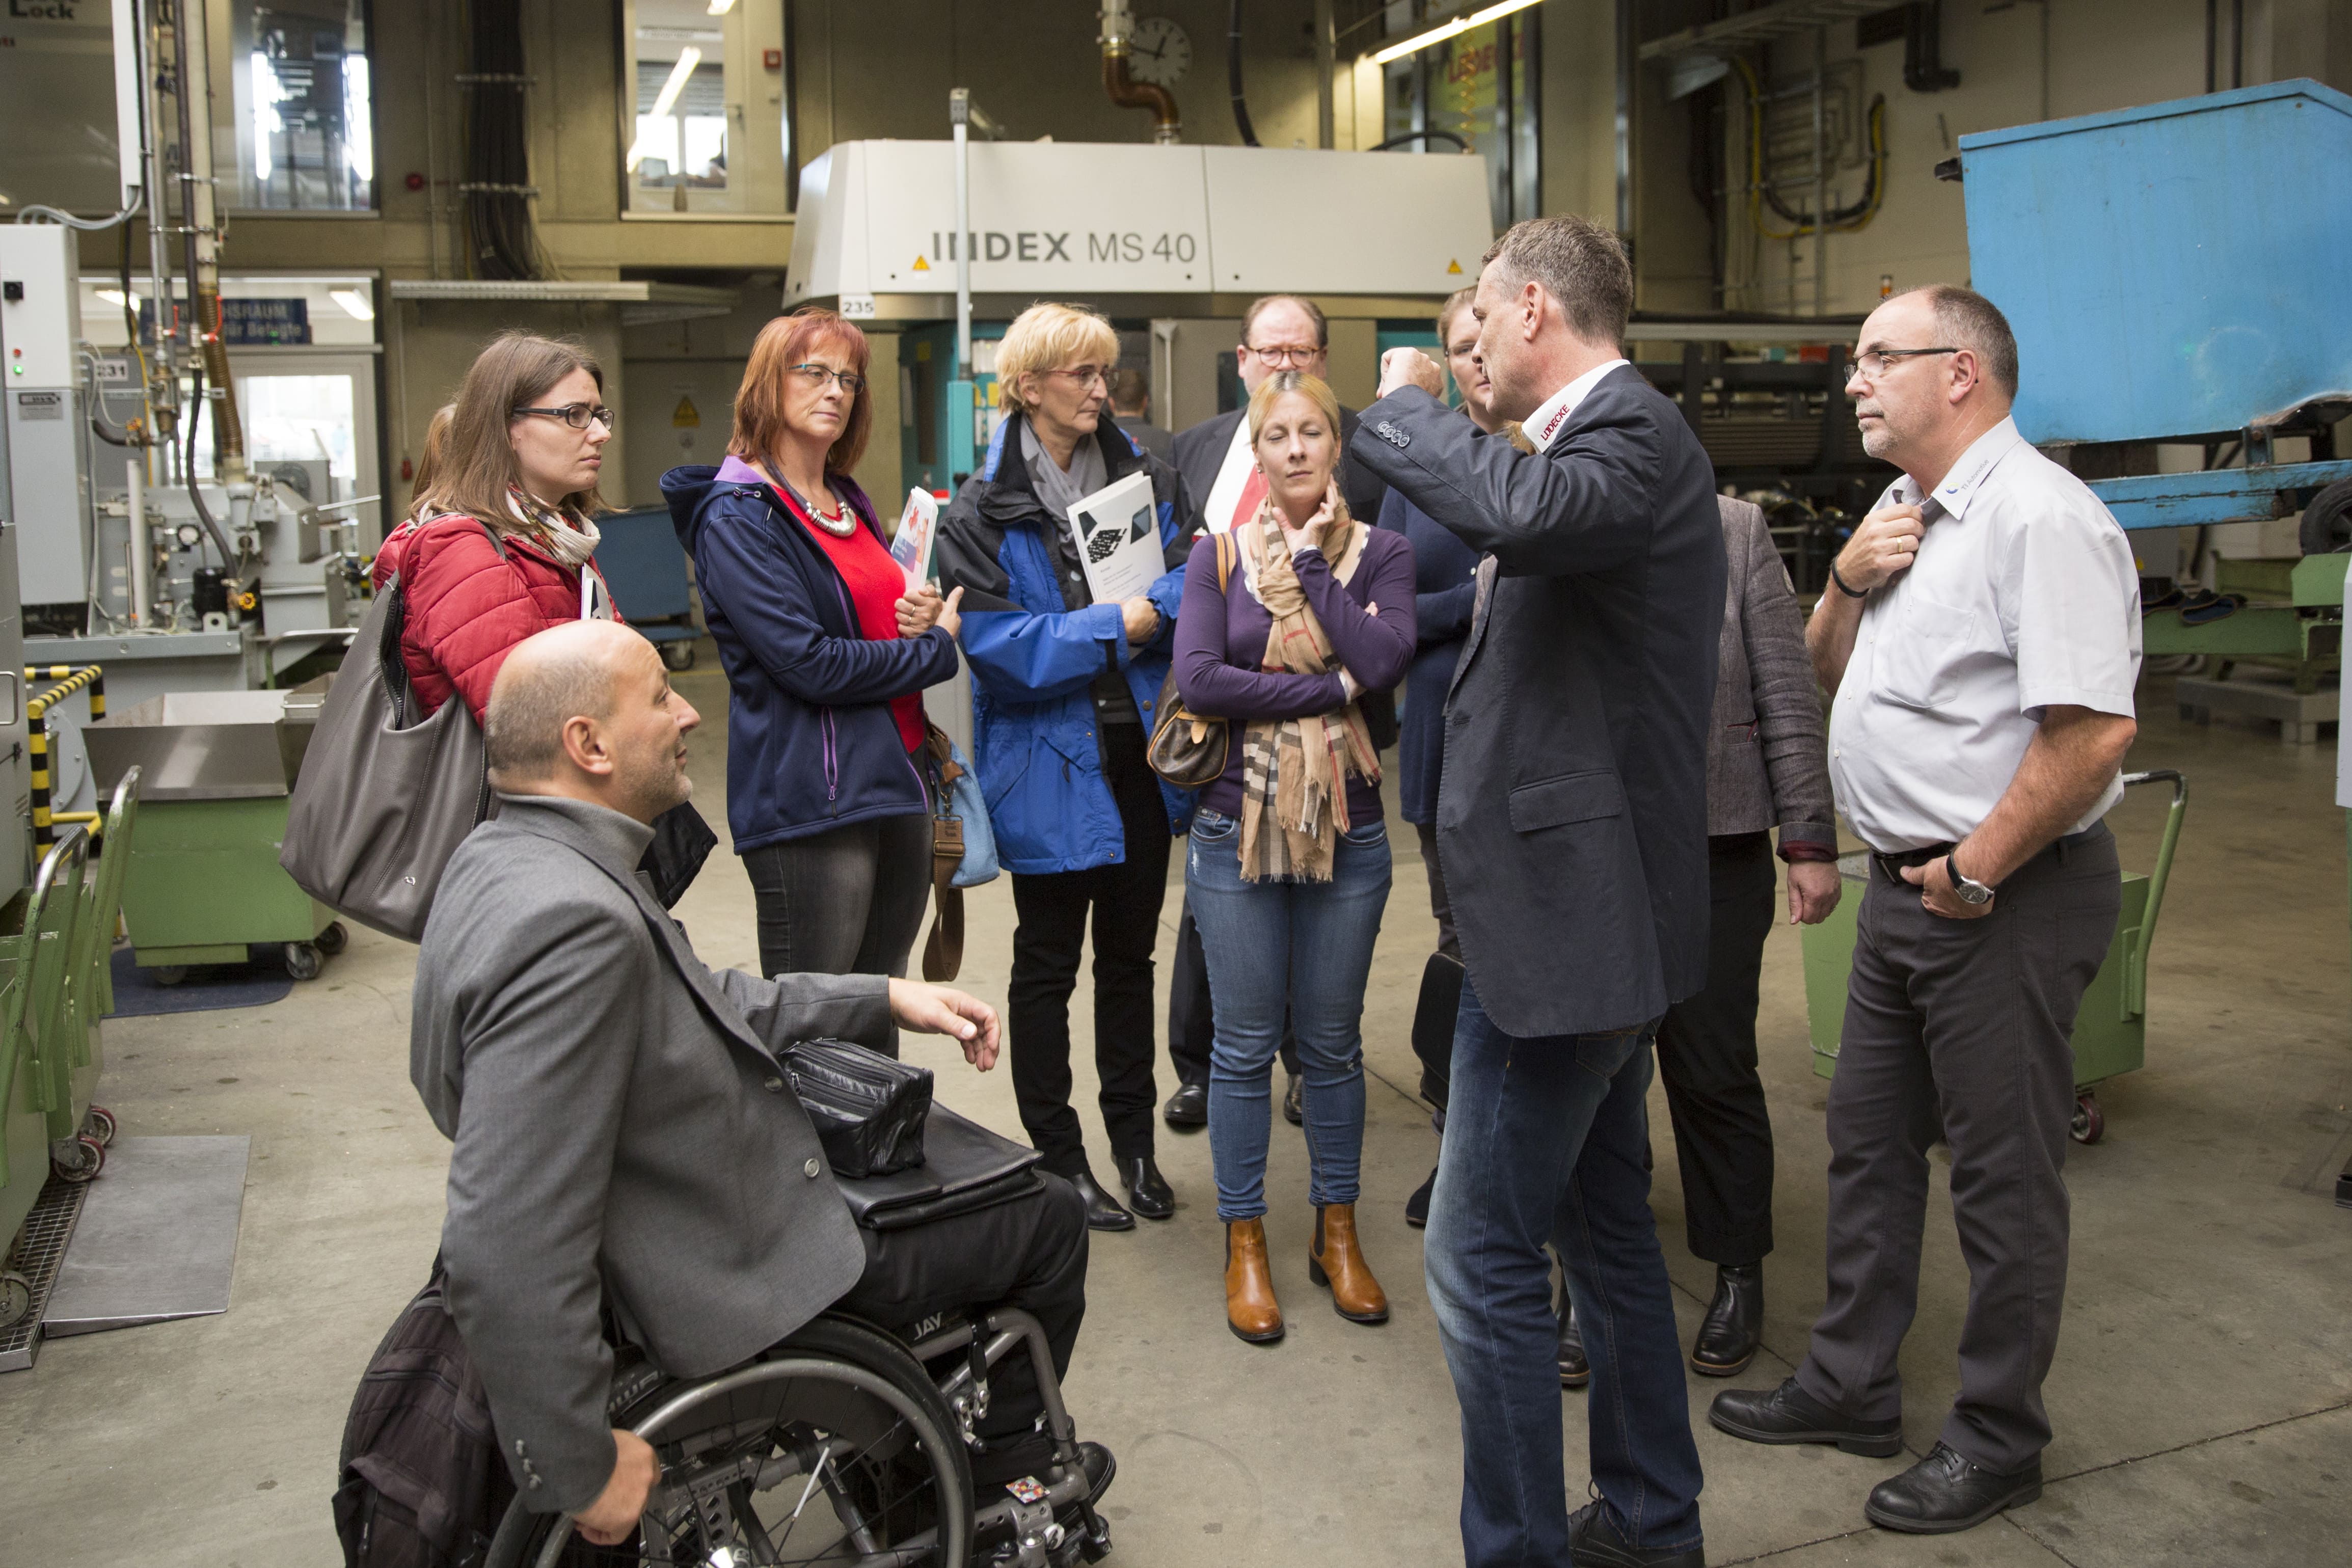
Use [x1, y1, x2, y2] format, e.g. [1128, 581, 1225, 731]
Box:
[1801, 771, 2187, 1144]
[82, 686, 342, 982]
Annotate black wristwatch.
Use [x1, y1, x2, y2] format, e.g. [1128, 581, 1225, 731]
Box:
[1944, 853, 1995, 905]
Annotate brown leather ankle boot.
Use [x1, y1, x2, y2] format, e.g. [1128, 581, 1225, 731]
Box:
[1224, 1219, 1284, 1343]
[1309, 1204, 1390, 1324]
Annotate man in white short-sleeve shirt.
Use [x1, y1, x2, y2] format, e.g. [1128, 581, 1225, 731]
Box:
[1710, 286, 2141, 1538]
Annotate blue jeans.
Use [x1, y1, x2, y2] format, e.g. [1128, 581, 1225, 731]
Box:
[1185, 805, 1391, 1222]
[1426, 980, 1704, 1565]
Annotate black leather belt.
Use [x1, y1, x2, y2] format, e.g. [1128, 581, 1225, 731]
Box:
[1871, 843, 1955, 884]
[1869, 826, 2102, 887]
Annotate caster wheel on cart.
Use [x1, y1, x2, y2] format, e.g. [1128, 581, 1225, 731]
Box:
[284, 941, 323, 982]
[0, 1269, 33, 1330]
[151, 965, 188, 987]
[51, 1134, 105, 1184]
[81, 1105, 116, 1147]
[660, 640, 696, 672]
[313, 921, 349, 957]
[2070, 1094, 2105, 1145]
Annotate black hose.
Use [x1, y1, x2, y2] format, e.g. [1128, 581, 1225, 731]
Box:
[1228, 0, 1260, 147]
[1761, 94, 1885, 232]
[180, 358, 238, 567]
[1368, 129, 1471, 152]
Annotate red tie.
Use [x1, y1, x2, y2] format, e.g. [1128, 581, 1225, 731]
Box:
[1226, 466, 1268, 533]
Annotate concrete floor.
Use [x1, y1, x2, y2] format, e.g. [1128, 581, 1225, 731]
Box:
[2, 656, 2346, 1567]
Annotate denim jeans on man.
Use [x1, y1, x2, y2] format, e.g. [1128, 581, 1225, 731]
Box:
[1184, 806, 1390, 1221]
[1426, 980, 1705, 1565]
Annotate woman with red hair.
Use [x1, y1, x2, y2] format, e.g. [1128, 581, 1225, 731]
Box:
[663, 310, 962, 1003]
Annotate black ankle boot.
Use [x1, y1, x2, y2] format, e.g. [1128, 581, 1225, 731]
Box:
[1689, 1261, 1763, 1376]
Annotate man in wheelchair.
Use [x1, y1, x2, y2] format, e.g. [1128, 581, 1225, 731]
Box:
[409, 620, 1110, 1562]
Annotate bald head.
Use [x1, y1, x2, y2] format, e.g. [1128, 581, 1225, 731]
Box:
[485, 621, 701, 823]
[487, 620, 640, 780]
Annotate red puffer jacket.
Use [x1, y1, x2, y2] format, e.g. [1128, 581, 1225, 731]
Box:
[372, 513, 624, 722]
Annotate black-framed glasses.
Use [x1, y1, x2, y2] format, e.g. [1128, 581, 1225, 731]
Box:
[790, 363, 869, 395]
[1844, 347, 1959, 381]
[1241, 344, 1323, 369]
[512, 403, 615, 431]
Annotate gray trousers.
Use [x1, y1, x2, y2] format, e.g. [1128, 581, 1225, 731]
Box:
[742, 813, 935, 1055]
[1796, 824, 2120, 1474]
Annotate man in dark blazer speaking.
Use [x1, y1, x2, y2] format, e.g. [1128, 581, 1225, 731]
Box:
[1354, 217, 1725, 1568]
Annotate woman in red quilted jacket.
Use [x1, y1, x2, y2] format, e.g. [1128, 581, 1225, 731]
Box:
[373, 333, 624, 721]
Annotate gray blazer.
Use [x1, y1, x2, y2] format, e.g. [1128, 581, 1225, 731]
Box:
[1353, 370, 1726, 1039]
[1710, 496, 1836, 848]
[412, 794, 891, 1513]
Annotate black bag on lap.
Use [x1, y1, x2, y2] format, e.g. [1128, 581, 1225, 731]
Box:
[333, 1263, 512, 1568]
[781, 1038, 934, 1179]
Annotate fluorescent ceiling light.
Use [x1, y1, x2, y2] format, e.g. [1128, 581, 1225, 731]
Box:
[626, 46, 704, 171]
[707, 0, 737, 12]
[1371, 0, 1543, 67]
[96, 287, 139, 309]
[648, 46, 702, 122]
[329, 287, 375, 321]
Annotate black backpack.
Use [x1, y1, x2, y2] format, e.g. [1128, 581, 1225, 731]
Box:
[333, 1264, 515, 1568]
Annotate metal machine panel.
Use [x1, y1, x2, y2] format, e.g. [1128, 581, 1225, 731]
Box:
[1960, 80, 2352, 445]
[788, 140, 1492, 309]
[1200, 146, 1492, 295]
[0, 225, 88, 607]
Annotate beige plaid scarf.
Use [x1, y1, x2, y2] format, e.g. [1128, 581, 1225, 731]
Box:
[1236, 497, 1382, 883]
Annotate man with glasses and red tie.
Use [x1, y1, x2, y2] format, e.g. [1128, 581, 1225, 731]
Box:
[1710, 285, 2141, 1537]
[1161, 296, 1391, 1132]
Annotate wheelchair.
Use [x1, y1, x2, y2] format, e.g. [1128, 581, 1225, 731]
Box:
[483, 1307, 1113, 1568]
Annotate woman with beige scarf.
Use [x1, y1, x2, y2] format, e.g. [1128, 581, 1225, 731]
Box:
[1171, 371, 1418, 1343]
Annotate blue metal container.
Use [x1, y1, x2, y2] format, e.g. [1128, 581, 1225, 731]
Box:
[1960, 80, 2352, 528]
[1962, 79, 2352, 444]
[596, 506, 700, 660]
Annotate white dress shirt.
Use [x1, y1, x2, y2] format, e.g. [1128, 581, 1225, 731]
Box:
[1829, 417, 2143, 853]
[1524, 357, 1632, 451]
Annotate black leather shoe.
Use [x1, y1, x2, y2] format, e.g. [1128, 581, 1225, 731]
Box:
[1558, 1302, 1590, 1389]
[1709, 1377, 1903, 1457]
[1567, 1498, 1704, 1567]
[1162, 1081, 1208, 1129]
[1404, 1165, 1437, 1228]
[1689, 1262, 1763, 1377]
[1068, 1168, 1134, 1232]
[1282, 1071, 1305, 1126]
[1121, 1155, 1174, 1220]
[1866, 1443, 2040, 1533]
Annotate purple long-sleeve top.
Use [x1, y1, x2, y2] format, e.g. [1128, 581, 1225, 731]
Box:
[1173, 526, 1419, 820]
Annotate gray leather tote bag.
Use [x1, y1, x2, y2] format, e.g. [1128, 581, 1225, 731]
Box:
[280, 522, 503, 941]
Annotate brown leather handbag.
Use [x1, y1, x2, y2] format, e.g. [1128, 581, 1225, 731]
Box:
[1147, 530, 1235, 789]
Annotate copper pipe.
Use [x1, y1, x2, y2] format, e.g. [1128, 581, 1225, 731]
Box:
[1103, 47, 1180, 144]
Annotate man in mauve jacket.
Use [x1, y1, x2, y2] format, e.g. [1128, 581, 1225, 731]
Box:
[1353, 215, 1723, 1568]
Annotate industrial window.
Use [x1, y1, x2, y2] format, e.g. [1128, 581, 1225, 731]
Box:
[222, 0, 376, 211]
[1381, 5, 1539, 233]
[620, 0, 792, 217]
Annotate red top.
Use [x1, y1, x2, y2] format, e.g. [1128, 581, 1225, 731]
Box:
[779, 486, 926, 752]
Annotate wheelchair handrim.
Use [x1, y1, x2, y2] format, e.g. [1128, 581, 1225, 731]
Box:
[507, 1355, 974, 1568]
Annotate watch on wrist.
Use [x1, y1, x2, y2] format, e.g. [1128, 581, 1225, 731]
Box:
[1944, 853, 1995, 905]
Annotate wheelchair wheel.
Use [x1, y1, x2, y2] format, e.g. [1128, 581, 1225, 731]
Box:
[484, 1315, 975, 1568]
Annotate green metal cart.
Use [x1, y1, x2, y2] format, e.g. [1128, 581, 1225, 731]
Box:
[1801, 770, 2188, 1144]
[81, 686, 343, 984]
[0, 769, 142, 1325]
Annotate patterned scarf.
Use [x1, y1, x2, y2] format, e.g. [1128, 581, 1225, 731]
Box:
[1236, 497, 1382, 883]
[503, 485, 602, 569]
